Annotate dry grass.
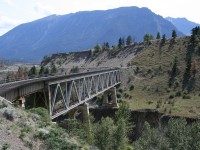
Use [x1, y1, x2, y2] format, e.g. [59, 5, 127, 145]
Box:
[123, 36, 200, 118]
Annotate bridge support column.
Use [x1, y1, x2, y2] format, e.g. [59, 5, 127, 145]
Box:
[78, 103, 90, 124]
[18, 97, 26, 108]
[102, 87, 118, 108]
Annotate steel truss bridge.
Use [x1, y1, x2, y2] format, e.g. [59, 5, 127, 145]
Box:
[0, 69, 121, 119]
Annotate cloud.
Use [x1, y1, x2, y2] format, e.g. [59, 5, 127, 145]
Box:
[34, 3, 53, 16]
[0, 15, 19, 28]
[2, 0, 18, 7]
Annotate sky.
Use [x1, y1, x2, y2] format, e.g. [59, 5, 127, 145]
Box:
[0, 0, 200, 36]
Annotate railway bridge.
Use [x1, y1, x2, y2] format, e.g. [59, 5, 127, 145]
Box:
[0, 68, 121, 119]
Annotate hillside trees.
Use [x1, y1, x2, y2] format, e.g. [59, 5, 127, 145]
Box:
[94, 44, 101, 53]
[143, 34, 154, 45]
[92, 101, 132, 150]
[182, 26, 200, 91]
[172, 30, 177, 39]
[191, 26, 200, 45]
[28, 66, 37, 77]
[134, 118, 200, 150]
[161, 34, 166, 44]
[126, 35, 133, 46]
[169, 56, 178, 87]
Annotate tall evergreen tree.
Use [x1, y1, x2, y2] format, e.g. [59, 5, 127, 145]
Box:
[169, 56, 178, 87]
[118, 37, 123, 48]
[28, 66, 37, 76]
[94, 44, 101, 53]
[126, 35, 132, 46]
[161, 34, 166, 44]
[172, 30, 177, 39]
[51, 64, 57, 74]
[156, 32, 161, 39]
[143, 34, 154, 45]
[39, 66, 45, 75]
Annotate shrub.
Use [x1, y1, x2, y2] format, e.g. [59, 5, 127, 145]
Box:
[30, 107, 51, 127]
[169, 94, 174, 99]
[34, 128, 49, 139]
[1, 107, 18, 121]
[175, 91, 182, 97]
[182, 95, 191, 99]
[45, 128, 78, 150]
[147, 100, 153, 105]
[0, 100, 8, 109]
[156, 100, 162, 108]
[2, 143, 10, 150]
[129, 85, 134, 91]
[118, 88, 123, 93]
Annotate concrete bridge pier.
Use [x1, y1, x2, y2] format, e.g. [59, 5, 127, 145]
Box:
[78, 103, 90, 124]
[102, 87, 118, 108]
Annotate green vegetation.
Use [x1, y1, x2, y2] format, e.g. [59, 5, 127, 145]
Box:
[143, 34, 154, 45]
[156, 32, 160, 40]
[1, 143, 10, 150]
[134, 118, 200, 150]
[28, 66, 37, 76]
[126, 26, 200, 118]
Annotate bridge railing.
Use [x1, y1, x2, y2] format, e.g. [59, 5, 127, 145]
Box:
[0, 73, 61, 85]
[0, 67, 120, 85]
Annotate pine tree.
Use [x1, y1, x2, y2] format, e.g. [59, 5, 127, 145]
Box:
[39, 66, 45, 75]
[94, 44, 101, 53]
[144, 34, 154, 45]
[28, 66, 37, 77]
[156, 32, 160, 39]
[169, 57, 178, 87]
[118, 37, 123, 48]
[51, 64, 57, 74]
[172, 30, 177, 39]
[126, 35, 132, 46]
[161, 34, 166, 44]
[44, 67, 50, 74]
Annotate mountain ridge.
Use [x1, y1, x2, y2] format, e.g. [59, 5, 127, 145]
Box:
[0, 6, 183, 62]
[166, 17, 200, 35]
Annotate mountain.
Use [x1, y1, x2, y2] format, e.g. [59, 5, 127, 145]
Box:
[166, 17, 200, 35]
[0, 6, 183, 62]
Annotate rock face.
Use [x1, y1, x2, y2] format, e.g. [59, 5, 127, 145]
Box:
[0, 6, 183, 62]
[41, 43, 145, 71]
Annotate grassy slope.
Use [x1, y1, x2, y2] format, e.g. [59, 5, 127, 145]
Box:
[125, 36, 200, 118]
[0, 98, 87, 149]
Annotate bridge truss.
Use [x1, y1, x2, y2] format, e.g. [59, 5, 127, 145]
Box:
[48, 69, 120, 119]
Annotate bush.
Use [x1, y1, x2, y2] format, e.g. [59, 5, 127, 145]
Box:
[30, 107, 51, 127]
[147, 100, 153, 105]
[118, 88, 123, 93]
[1, 107, 18, 121]
[45, 128, 78, 150]
[34, 128, 49, 139]
[175, 91, 182, 97]
[0, 100, 8, 109]
[182, 95, 191, 99]
[129, 85, 134, 91]
[2, 143, 10, 150]
[169, 94, 174, 99]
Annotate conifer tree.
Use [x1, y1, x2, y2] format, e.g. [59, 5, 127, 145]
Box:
[126, 35, 132, 46]
[172, 30, 177, 39]
[156, 32, 161, 39]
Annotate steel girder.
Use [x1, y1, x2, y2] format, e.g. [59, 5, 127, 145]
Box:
[48, 69, 120, 119]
